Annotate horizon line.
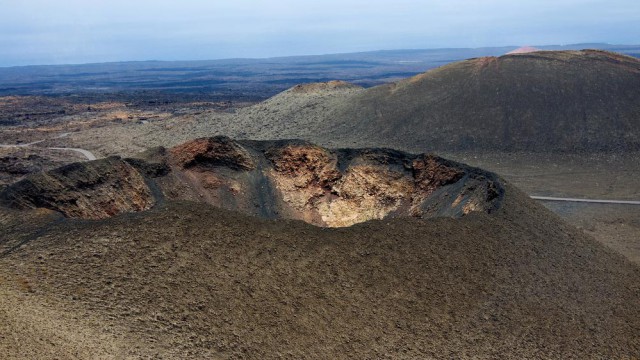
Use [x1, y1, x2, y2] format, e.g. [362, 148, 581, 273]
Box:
[2, 42, 638, 69]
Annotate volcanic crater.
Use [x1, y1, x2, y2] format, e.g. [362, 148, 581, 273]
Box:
[0, 136, 504, 227]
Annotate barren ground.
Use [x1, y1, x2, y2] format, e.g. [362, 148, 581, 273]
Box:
[2, 96, 637, 265]
[441, 152, 640, 264]
[1, 187, 639, 358]
[1, 94, 640, 358]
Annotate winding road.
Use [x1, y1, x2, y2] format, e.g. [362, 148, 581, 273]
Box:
[530, 196, 640, 205]
[47, 147, 97, 161]
[0, 133, 97, 161]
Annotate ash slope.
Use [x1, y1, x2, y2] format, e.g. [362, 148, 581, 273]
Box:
[1, 183, 639, 359]
[230, 50, 640, 153]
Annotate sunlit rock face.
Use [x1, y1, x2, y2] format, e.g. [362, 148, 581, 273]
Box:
[162, 137, 504, 227]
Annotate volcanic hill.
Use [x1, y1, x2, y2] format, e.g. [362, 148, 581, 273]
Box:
[1, 141, 639, 358]
[0, 138, 639, 358]
[227, 50, 640, 153]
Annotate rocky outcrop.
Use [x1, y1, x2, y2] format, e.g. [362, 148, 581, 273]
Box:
[0, 156, 154, 219]
[170, 136, 255, 170]
[0, 137, 505, 226]
[160, 137, 504, 227]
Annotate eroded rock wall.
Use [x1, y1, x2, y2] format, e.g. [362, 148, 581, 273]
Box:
[161, 137, 504, 227]
[0, 157, 154, 219]
[0, 137, 504, 226]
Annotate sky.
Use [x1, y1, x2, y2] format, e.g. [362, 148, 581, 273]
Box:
[0, 0, 638, 67]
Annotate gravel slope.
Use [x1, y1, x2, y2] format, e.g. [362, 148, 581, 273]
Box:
[1, 184, 639, 359]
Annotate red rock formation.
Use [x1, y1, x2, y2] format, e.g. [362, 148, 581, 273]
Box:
[170, 137, 255, 170]
[507, 46, 542, 54]
[412, 154, 465, 193]
[162, 137, 504, 227]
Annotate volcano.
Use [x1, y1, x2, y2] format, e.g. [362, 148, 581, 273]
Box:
[1, 138, 639, 358]
[226, 50, 640, 153]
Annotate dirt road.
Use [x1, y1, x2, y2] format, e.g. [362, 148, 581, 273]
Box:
[531, 196, 640, 205]
[0, 133, 97, 161]
[47, 147, 97, 160]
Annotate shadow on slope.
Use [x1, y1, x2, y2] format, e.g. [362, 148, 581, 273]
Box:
[0, 183, 638, 358]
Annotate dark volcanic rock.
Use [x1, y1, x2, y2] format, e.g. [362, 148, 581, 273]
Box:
[170, 136, 256, 170]
[0, 156, 155, 219]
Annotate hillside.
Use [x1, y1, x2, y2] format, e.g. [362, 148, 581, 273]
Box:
[2, 49, 640, 358]
[0, 138, 639, 358]
[233, 81, 363, 140]
[21, 50, 640, 159]
[225, 50, 640, 153]
[1, 181, 639, 358]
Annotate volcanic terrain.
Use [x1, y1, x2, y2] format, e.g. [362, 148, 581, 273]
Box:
[223, 50, 640, 153]
[1, 49, 640, 359]
[20, 50, 640, 160]
[1, 138, 639, 358]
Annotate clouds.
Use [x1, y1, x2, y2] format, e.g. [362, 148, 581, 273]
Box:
[0, 0, 638, 66]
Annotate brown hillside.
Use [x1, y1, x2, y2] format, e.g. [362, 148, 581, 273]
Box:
[1, 182, 639, 358]
[227, 50, 640, 153]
